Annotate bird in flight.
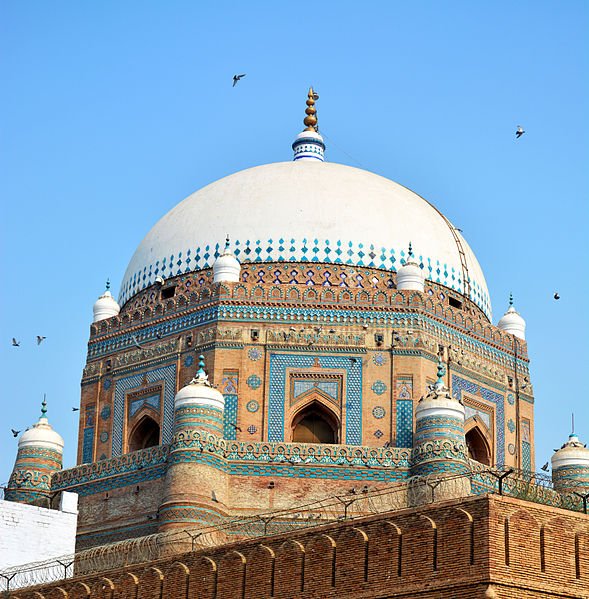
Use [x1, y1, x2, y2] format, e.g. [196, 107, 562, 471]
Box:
[11, 429, 20, 437]
[11, 338, 20, 347]
[131, 335, 143, 349]
[516, 125, 525, 139]
[228, 422, 242, 432]
[36, 336, 46, 345]
[540, 462, 549, 472]
[72, 407, 80, 412]
[553, 292, 560, 300]
[232, 74, 246, 87]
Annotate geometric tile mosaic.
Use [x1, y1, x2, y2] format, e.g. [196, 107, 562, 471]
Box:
[223, 395, 238, 440]
[118, 238, 492, 318]
[452, 374, 505, 466]
[522, 441, 531, 472]
[396, 399, 413, 448]
[112, 363, 177, 456]
[268, 353, 363, 445]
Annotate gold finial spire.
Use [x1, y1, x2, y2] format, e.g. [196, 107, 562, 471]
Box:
[303, 87, 318, 131]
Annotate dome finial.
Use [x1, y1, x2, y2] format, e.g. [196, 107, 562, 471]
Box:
[41, 394, 47, 419]
[304, 87, 319, 132]
[408, 241, 414, 259]
[189, 354, 212, 387]
[509, 292, 513, 307]
[224, 235, 230, 252]
[435, 357, 446, 389]
[106, 278, 111, 291]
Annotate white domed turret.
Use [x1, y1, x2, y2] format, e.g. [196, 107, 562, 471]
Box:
[173, 355, 225, 436]
[5, 399, 64, 506]
[396, 243, 425, 292]
[213, 237, 241, 283]
[292, 87, 325, 162]
[93, 280, 120, 323]
[497, 294, 526, 340]
[551, 432, 589, 493]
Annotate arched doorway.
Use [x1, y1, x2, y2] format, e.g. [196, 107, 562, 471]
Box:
[128, 416, 160, 452]
[291, 403, 339, 444]
[465, 426, 491, 465]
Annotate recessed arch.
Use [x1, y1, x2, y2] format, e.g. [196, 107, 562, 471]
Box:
[291, 401, 339, 444]
[465, 426, 492, 466]
[128, 415, 160, 452]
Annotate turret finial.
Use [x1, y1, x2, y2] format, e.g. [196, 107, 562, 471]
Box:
[106, 278, 111, 291]
[41, 394, 47, 418]
[189, 354, 212, 387]
[303, 87, 319, 132]
[408, 242, 414, 259]
[224, 235, 230, 252]
[509, 292, 513, 307]
[436, 357, 446, 387]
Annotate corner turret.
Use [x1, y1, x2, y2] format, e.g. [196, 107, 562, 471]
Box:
[396, 242, 425, 292]
[551, 432, 589, 494]
[92, 280, 120, 323]
[497, 293, 526, 340]
[5, 398, 64, 506]
[213, 236, 241, 284]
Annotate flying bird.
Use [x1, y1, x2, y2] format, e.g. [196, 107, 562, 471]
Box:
[131, 335, 143, 349]
[540, 462, 549, 472]
[11, 338, 20, 347]
[228, 422, 242, 432]
[232, 74, 246, 87]
[11, 429, 20, 437]
[553, 292, 560, 300]
[211, 490, 219, 503]
[516, 125, 525, 139]
[72, 407, 80, 412]
[36, 336, 46, 345]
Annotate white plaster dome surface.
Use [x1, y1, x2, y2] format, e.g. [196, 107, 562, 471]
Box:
[93, 290, 121, 323]
[552, 434, 589, 469]
[175, 382, 225, 412]
[120, 161, 491, 318]
[19, 418, 65, 453]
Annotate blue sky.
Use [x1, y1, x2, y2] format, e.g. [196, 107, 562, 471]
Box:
[1, 1, 587, 482]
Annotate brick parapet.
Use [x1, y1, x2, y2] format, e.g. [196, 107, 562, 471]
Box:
[7, 495, 588, 599]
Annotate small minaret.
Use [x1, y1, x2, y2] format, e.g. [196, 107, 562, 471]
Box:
[409, 359, 470, 505]
[92, 279, 121, 323]
[396, 242, 425, 292]
[497, 293, 526, 340]
[158, 356, 227, 531]
[5, 398, 64, 507]
[292, 87, 325, 162]
[213, 236, 241, 283]
[551, 431, 589, 494]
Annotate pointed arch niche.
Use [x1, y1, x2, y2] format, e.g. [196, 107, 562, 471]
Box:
[286, 372, 343, 444]
[125, 384, 163, 453]
[465, 425, 492, 466]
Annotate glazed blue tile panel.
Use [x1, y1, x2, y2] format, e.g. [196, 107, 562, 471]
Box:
[522, 441, 531, 473]
[293, 380, 339, 400]
[129, 393, 160, 418]
[452, 374, 504, 465]
[82, 427, 94, 463]
[118, 237, 492, 318]
[112, 364, 177, 456]
[223, 395, 238, 440]
[396, 400, 413, 448]
[269, 354, 362, 444]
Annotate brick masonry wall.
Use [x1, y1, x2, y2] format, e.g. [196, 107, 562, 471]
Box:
[7, 495, 588, 599]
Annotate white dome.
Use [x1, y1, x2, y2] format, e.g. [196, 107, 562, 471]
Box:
[552, 434, 589, 470]
[497, 305, 526, 340]
[19, 417, 64, 453]
[120, 161, 491, 318]
[93, 289, 120, 323]
[175, 377, 225, 412]
[396, 257, 425, 292]
[213, 246, 241, 283]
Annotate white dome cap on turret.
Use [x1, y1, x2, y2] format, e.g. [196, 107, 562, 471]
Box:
[213, 237, 241, 283]
[292, 87, 325, 162]
[415, 359, 465, 422]
[18, 398, 64, 453]
[396, 242, 425, 292]
[93, 280, 121, 323]
[175, 355, 225, 411]
[551, 433, 589, 471]
[497, 294, 526, 340]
